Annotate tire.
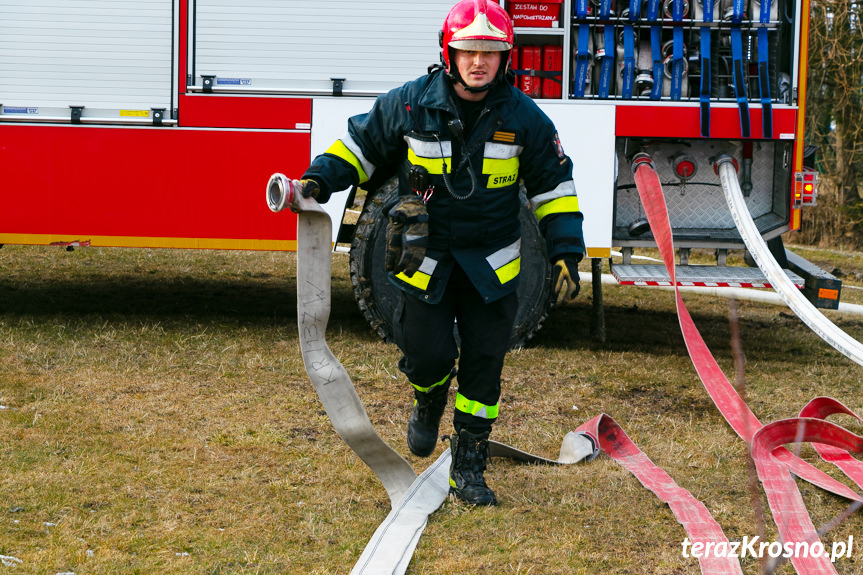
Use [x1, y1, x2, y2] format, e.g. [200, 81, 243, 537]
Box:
[349, 176, 554, 349]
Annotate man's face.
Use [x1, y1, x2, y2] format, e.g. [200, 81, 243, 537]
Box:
[453, 49, 502, 90]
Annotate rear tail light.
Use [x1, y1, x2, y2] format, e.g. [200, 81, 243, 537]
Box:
[793, 170, 819, 208]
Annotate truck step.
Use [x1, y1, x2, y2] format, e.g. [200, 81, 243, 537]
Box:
[610, 263, 805, 288]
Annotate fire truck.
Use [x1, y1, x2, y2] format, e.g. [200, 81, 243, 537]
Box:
[0, 0, 837, 346]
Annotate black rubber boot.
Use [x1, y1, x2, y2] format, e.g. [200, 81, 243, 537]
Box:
[448, 428, 497, 506]
[406, 382, 450, 457]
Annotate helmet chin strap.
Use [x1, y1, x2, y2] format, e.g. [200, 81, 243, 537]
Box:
[458, 77, 494, 93]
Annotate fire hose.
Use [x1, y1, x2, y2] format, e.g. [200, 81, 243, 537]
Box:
[268, 166, 863, 574]
[632, 153, 863, 574]
[266, 174, 598, 573]
[714, 155, 863, 366]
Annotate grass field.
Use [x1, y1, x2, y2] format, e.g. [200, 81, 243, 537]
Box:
[1, 243, 862, 574]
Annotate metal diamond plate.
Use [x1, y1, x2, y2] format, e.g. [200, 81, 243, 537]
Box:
[615, 141, 777, 231]
[610, 263, 804, 288]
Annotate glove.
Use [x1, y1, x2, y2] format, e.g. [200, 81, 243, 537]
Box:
[386, 196, 429, 277]
[552, 255, 581, 304]
[295, 178, 321, 200]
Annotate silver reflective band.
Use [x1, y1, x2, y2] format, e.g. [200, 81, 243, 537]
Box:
[530, 180, 578, 211]
[341, 132, 377, 180]
[484, 141, 523, 159]
[405, 136, 452, 158]
[416, 257, 438, 276]
[486, 238, 521, 270]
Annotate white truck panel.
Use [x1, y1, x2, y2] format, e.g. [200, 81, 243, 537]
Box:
[538, 102, 615, 254]
[311, 97, 376, 239]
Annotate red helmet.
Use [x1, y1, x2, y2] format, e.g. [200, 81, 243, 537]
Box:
[440, 0, 515, 74]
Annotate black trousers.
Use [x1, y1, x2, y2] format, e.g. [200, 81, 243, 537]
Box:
[393, 264, 518, 433]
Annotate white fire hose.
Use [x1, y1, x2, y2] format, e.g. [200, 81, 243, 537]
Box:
[714, 155, 863, 365]
[266, 174, 598, 574]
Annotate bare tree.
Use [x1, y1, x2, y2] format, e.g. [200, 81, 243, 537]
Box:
[805, 0, 863, 207]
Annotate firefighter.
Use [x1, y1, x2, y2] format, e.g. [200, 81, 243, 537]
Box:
[293, 0, 585, 506]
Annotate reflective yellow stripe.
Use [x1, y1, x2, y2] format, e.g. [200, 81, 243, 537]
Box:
[455, 393, 499, 419]
[530, 181, 577, 210]
[483, 158, 519, 189]
[411, 371, 452, 394]
[408, 149, 452, 175]
[486, 239, 520, 285]
[487, 171, 518, 188]
[534, 195, 581, 221]
[395, 270, 432, 291]
[326, 140, 370, 184]
[494, 257, 520, 284]
[482, 157, 519, 173]
[486, 239, 520, 284]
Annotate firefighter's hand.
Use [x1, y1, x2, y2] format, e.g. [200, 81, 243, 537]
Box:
[552, 255, 581, 304]
[386, 196, 428, 277]
[294, 178, 321, 200]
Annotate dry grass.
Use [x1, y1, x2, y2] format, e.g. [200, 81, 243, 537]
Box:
[1, 243, 862, 574]
[797, 177, 863, 252]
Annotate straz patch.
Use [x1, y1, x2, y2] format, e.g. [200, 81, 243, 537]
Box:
[488, 170, 519, 188]
[553, 132, 565, 159]
[492, 131, 516, 143]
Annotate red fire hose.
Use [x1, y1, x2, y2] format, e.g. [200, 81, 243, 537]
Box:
[272, 163, 862, 574]
[631, 153, 863, 574]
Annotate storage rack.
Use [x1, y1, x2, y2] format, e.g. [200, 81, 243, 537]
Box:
[503, 0, 794, 105]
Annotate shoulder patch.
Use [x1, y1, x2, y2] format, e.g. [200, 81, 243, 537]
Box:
[493, 131, 516, 143]
[553, 132, 566, 159]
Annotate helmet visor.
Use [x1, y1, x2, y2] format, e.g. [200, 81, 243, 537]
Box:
[448, 39, 513, 52]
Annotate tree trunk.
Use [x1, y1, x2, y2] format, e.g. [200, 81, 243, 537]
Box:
[833, 127, 859, 206]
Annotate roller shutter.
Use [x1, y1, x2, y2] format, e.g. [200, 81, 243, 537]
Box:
[192, 0, 455, 96]
[0, 0, 176, 124]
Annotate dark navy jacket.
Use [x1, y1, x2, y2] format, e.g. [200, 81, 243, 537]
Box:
[304, 68, 585, 304]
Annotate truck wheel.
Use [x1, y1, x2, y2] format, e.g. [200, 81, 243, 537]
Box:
[349, 177, 554, 349]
